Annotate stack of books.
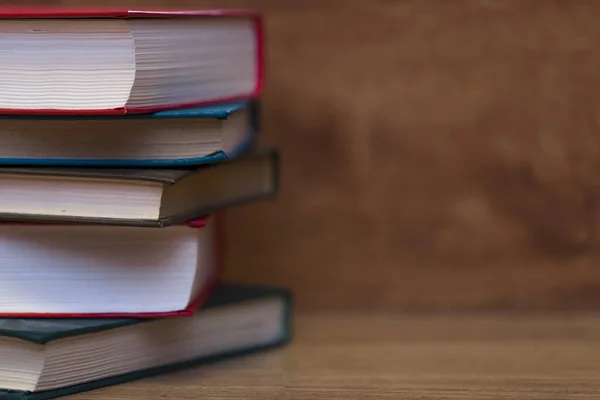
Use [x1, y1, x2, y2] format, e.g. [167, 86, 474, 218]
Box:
[0, 7, 292, 400]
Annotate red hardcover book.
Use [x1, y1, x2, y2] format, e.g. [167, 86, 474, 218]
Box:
[0, 214, 226, 318]
[0, 7, 263, 115]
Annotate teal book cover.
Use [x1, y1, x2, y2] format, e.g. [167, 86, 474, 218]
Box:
[0, 283, 293, 400]
[0, 101, 259, 167]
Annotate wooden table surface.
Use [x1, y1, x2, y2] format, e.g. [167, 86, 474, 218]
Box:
[76, 313, 600, 399]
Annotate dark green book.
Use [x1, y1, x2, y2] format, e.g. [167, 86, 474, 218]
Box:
[0, 283, 293, 400]
[0, 149, 279, 228]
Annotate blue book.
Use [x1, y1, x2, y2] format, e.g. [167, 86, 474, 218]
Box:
[0, 101, 258, 167]
[0, 283, 292, 400]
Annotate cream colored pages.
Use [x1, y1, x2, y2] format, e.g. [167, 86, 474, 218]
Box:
[0, 225, 207, 314]
[0, 17, 257, 110]
[0, 19, 135, 110]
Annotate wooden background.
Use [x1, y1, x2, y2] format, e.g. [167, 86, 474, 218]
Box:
[9, 0, 600, 311]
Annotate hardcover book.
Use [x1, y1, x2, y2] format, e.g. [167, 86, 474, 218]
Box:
[0, 150, 279, 227]
[0, 8, 263, 114]
[0, 215, 223, 318]
[0, 101, 259, 167]
[0, 283, 293, 400]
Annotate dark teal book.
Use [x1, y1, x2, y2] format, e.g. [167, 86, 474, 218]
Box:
[0, 149, 279, 227]
[0, 283, 292, 400]
[0, 101, 258, 167]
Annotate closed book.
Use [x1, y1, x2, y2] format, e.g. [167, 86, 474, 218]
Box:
[0, 101, 259, 167]
[0, 7, 263, 115]
[0, 283, 293, 400]
[0, 149, 279, 227]
[0, 215, 225, 318]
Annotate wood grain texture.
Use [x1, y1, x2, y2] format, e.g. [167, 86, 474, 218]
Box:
[71, 313, 600, 399]
[5, 0, 600, 310]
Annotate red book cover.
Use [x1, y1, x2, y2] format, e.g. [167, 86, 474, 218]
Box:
[0, 215, 226, 318]
[0, 7, 264, 116]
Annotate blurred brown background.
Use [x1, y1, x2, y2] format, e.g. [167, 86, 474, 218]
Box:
[9, 0, 600, 311]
